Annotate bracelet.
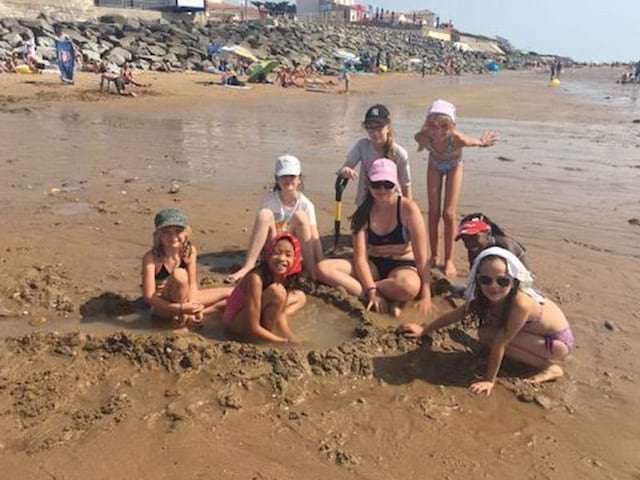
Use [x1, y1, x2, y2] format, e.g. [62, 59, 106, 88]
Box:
[365, 286, 377, 296]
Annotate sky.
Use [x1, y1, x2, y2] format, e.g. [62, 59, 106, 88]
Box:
[364, 0, 640, 62]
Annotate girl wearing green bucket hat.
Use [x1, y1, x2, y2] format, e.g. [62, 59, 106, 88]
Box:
[142, 208, 231, 328]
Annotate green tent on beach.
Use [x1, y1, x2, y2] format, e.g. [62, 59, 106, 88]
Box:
[247, 60, 280, 83]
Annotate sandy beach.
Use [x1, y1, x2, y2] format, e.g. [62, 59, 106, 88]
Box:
[0, 67, 639, 479]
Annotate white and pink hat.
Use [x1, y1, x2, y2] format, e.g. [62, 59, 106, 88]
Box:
[368, 158, 399, 185]
[428, 99, 456, 122]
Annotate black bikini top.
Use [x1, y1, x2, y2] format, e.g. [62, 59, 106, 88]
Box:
[367, 196, 410, 246]
[155, 259, 188, 282]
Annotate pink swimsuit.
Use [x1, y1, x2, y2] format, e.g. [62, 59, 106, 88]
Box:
[222, 284, 246, 324]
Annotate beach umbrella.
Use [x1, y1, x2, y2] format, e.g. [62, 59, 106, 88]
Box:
[333, 175, 349, 250]
[221, 45, 259, 63]
[247, 59, 280, 83]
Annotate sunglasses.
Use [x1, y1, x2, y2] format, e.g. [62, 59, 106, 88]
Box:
[370, 181, 395, 190]
[477, 274, 512, 288]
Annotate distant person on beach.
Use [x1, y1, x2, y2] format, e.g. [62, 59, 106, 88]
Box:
[457, 213, 529, 270]
[401, 247, 574, 392]
[316, 158, 432, 317]
[223, 233, 306, 343]
[22, 37, 42, 73]
[414, 99, 497, 278]
[225, 155, 322, 284]
[549, 61, 556, 81]
[340, 104, 412, 206]
[555, 59, 562, 79]
[142, 208, 231, 329]
[339, 68, 351, 94]
[421, 56, 427, 78]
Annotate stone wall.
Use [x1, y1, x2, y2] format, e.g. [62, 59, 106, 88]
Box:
[0, 0, 165, 21]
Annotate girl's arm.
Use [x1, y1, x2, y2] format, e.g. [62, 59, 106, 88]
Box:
[353, 228, 386, 312]
[244, 274, 289, 343]
[400, 305, 466, 337]
[339, 141, 362, 179]
[471, 295, 530, 395]
[454, 130, 497, 148]
[141, 252, 183, 317]
[187, 245, 199, 301]
[404, 200, 431, 312]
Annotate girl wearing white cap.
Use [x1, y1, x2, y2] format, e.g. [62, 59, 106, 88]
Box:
[415, 99, 497, 278]
[317, 158, 432, 317]
[226, 154, 322, 283]
[401, 247, 574, 393]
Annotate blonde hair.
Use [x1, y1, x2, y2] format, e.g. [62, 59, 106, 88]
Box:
[152, 226, 193, 262]
[426, 113, 455, 130]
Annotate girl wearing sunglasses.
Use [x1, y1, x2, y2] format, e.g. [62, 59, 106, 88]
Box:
[316, 158, 432, 317]
[401, 247, 574, 394]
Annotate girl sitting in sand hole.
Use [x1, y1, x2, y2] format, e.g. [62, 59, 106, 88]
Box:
[316, 158, 432, 317]
[225, 155, 322, 284]
[414, 99, 497, 278]
[142, 208, 231, 329]
[340, 104, 412, 206]
[223, 233, 306, 343]
[401, 247, 574, 394]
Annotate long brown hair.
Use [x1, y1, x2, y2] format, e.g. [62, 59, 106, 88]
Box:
[350, 192, 374, 233]
[468, 256, 519, 330]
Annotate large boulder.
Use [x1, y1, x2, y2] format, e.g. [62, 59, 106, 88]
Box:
[82, 49, 101, 64]
[168, 45, 188, 57]
[2, 32, 25, 48]
[147, 44, 166, 56]
[106, 46, 132, 66]
[36, 46, 57, 61]
[36, 36, 55, 48]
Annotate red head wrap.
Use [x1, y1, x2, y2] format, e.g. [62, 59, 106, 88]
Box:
[266, 232, 303, 277]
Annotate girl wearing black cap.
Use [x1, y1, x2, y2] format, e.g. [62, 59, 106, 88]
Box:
[339, 104, 412, 206]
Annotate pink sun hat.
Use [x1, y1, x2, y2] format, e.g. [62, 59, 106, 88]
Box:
[428, 99, 456, 122]
[368, 158, 399, 185]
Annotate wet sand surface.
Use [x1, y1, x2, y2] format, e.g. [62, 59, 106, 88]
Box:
[0, 68, 639, 478]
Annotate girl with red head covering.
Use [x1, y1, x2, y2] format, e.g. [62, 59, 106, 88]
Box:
[223, 233, 306, 343]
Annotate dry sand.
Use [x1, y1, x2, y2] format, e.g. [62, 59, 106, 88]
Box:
[0, 67, 639, 479]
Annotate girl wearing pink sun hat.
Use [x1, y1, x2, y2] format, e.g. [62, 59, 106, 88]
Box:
[414, 99, 498, 279]
[316, 158, 432, 318]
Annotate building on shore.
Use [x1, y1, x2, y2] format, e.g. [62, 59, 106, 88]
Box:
[297, 0, 369, 24]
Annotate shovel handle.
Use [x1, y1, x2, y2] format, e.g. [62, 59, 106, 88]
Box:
[335, 175, 349, 202]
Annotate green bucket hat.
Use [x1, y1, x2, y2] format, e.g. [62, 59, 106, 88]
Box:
[154, 208, 188, 231]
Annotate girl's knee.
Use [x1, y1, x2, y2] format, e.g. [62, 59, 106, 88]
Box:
[428, 209, 441, 222]
[443, 208, 456, 224]
[264, 283, 287, 303]
[291, 210, 310, 225]
[315, 260, 333, 283]
[171, 267, 189, 284]
[257, 208, 275, 223]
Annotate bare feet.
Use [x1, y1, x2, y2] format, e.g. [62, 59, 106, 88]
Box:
[443, 259, 458, 278]
[390, 304, 402, 318]
[224, 267, 249, 284]
[526, 364, 564, 384]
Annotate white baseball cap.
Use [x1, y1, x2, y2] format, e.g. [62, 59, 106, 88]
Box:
[428, 99, 456, 122]
[274, 154, 301, 177]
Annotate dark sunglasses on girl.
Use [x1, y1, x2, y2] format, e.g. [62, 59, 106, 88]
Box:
[370, 180, 395, 190]
[477, 274, 512, 288]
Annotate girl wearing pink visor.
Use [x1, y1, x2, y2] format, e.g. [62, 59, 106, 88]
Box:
[317, 158, 432, 317]
[223, 233, 306, 343]
[414, 99, 497, 278]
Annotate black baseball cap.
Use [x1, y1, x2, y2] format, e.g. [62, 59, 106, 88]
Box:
[364, 104, 391, 127]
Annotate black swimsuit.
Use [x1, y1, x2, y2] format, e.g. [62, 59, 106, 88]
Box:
[155, 260, 188, 282]
[367, 197, 416, 279]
